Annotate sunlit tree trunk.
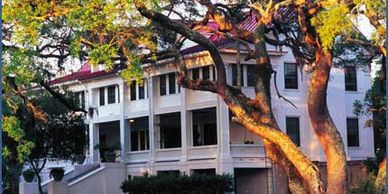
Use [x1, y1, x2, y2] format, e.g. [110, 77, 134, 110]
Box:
[375, 158, 386, 191]
[307, 48, 347, 194]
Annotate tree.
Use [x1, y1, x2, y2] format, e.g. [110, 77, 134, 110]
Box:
[2, 0, 381, 193]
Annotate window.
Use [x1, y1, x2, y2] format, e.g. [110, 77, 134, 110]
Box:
[160, 75, 167, 96]
[192, 169, 216, 176]
[157, 170, 180, 177]
[247, 65, 255, 87]
[130, 117, 149, 151]
[286, 117, 300, 146]
[203, 66, 210, 80]
[192, 68, 200, 80]
[159, 112, 181, 149]
[345, 66, 357, 91]
[347, 118, 359, 147]
[192, 108, 217, 146]
[130, 81, 136, 101]
[232, 64, 244, 86]
[99, 87, 105, 106]
[107, 85, 116, 104]
[139, 80, 145, 99]
[74, 91, 85, 109]
[284, 63, 298, 89]
[168, 73, 176, 95]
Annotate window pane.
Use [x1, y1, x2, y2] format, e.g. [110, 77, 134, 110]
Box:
[99, 87, 105, 106]
[232, 64, 244, 86]
[192, 68, 200, 80]
[247, 65, 255, 87]
[107, 85, 116, 104]
[160, 75, 166, 96]
[192, 108, 217, 146]
[130, 117, 149, 151]
[203, 66, 210, 80]
[168, 73, 176, 95]
[347, 118, 359, 147]
[130, 81, 136, 101]
[345, 66, 357, 91]
[159, 113, 181, 149]
[286, 117, 300, 146]
[80, 91, 85, 108]
[139, 80, 145, 99]
[284, 63, 298, 89]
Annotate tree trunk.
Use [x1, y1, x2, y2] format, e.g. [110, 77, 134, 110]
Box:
[307, 48, 347, 194]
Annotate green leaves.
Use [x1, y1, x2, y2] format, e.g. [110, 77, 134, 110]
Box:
[89, 44, 118, 71]
[3, 116, 24, 141]
[311, 3, 352, 52]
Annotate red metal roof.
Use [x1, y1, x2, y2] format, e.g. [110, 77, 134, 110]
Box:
[51, 15, 259, 85]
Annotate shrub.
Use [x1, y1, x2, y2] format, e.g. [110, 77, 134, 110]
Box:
[120, 173, 234, 194]
[349, 174, 382, 194]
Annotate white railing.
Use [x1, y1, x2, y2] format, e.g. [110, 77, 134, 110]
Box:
[187, 145, 218, 160]
[126, 150, 150, 163]
[230, 144, 266, 158]
[155, 148, 181, 162]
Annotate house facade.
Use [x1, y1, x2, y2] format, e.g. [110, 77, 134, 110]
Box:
[47, 37, 375, 193]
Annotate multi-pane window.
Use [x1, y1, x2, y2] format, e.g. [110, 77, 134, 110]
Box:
[130, 117, 149, 151]
[130, 80, 147, 101]
[160, 75, 167, 96]
[74, 91, 85, 109]
[99, 87, 105, 106]
[231, 64, 244, 86]
[168, 73, 176, 95]
[347, 118, 359, 147]
[159, 74, 178, 96]
[159, 112, 181, 149]
[107, 85, 116, 104]
[284, 63, 298, 89]
[130, 81, 137, 101]
[192, 108, 217, 146]
[345, 66, 357, 91]
[286, 117, 300, 146]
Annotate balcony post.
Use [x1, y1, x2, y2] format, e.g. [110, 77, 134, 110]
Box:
[148, 76, 156, 173]
[119, 81, 126, 162]
[217, 96, 233, 174]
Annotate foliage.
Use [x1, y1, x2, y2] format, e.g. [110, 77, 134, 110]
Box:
[120, 173, 234, 194]
[349, 174, 381, 194]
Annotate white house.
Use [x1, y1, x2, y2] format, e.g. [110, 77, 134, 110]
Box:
[35, 19, 375, 194]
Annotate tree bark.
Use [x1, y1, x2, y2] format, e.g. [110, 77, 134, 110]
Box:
[375, 158, 386, 191]
[307, 48, 347, 194]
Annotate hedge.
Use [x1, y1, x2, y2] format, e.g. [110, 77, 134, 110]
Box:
[120, 173, 234, 194]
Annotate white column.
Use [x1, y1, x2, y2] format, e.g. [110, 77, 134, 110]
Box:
[180, 87, 188, 163]
[89, 123, 100, 163]
[217, 96, 233, 174]
[119, 81, 126, 162]
[148, 76, 156, 173]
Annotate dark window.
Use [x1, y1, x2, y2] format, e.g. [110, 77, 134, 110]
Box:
[168, 73, 176, 95]
[192, 108, 217, 146]
[284, 63, 298, 89]
[203, 66, 210, 80]
[345, 66, 357, 91]
[74, 91, 85, 109]
[99, 87, 105, 106]
[160, 75, 167, 96]
[107, 85, 116, 104]
[247, 65, 255, 87]
[192, 68, 200, 80]
[286, 117, 300, 146]
[157, 170, 180, 177]
[232, 64, 244, 86]
[192, 169, 216, 176]
[139, 80, 145, 99]
[347, 118, 359, 147]
[130, 81, 136, 101]
[159, 112, 181, 149]
[130, 117, 149, 151]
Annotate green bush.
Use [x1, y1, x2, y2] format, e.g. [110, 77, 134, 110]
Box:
[349, 174, 383, 194]
[120, 173, 234, 194]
